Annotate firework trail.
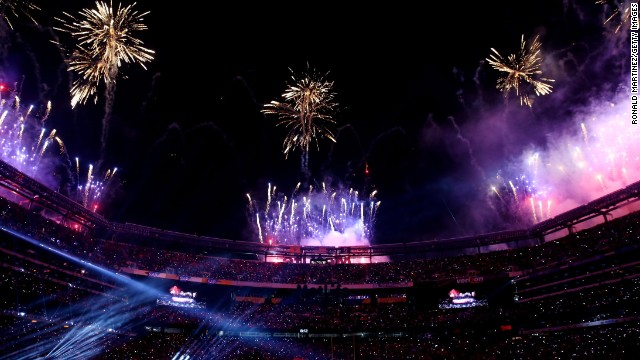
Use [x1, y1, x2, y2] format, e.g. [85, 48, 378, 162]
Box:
[262, 64, 339, 178]
[0, 0, 39, 30]
[54, 0, 155, 163]
[247, 182, 380, 247]
[449, 116, 486, 180]
[487, 34, 555, 107]
[596, 0, 632, 33]
[83, 163, 93, 208]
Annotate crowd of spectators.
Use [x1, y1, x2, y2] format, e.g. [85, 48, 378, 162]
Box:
[1, 194, 640, 358]
[3, 315, 637, 359]
[2, 195, 639, 288]
[97, 324, 634, 359]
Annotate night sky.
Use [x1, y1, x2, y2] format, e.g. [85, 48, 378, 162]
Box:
[0, 1, 633, 244]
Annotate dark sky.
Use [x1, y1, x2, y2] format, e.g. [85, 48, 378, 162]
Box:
[0, 0, 632, 244]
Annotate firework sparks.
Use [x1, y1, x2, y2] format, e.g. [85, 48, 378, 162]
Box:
[247, 182, 379, 247]
[0, 92, 67, 178]
[75, 157, 80, 186]
[41, 100, 51, 122]
[491, 91, 639, 226]
[64, 46, 103, 109]
[0, 84, 118, 212]
[75, 159, 118, 212]
[491, 186, 503, 201]
[0, 0, 40, 30]
[486, 34, 554, 107]
[581, 122, 589, 144]
[596, 0, 632, 33]
[262, 65, 339, 174]
[83, 163, 93, 208]
[508, 180, 518, 203]
[54, 1, 155, 107]
[54, 0, 154, 163]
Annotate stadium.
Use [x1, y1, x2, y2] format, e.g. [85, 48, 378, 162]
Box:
[1, 162, 639, 359]
[1, 1, 640, 359]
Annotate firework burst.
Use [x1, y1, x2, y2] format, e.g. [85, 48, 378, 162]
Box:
[487, 34, 555, 107]
[64, 46, 104, 110]
[262, 65, 339, 175]
[54, 1, 155, 108]
[54, 1, 154, 163]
